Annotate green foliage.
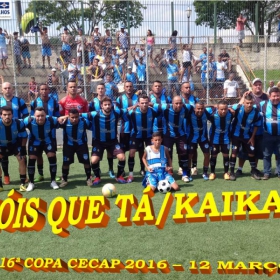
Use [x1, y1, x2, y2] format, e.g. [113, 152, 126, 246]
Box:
[26, 0, 146, 35]
[194, 1, 280, 36]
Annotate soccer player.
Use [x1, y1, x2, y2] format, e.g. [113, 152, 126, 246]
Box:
[30, 84, 60, 183]
[142, 132, 179, 192]
[187, 101, 210, 181]
[23, 107, 60, 191]
[59, 109, 92, 187]
[116, 81, 140, 172]
[89, 83, 116, 178]
[179, 82, 199, 176]
[149, 80, 171, 134]
[0, 106, 27, 191]
[59, 81, 88, 116]
[0, 82, 29, 185]
[205, 100, 234, 180]
[229, 94, 262, 181]
[81, 96, 127, 184]
[126, 94, 159, 183]
[154, 96, 191, 182]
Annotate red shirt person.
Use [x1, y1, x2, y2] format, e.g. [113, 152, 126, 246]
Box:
[59, 81, 88, 116]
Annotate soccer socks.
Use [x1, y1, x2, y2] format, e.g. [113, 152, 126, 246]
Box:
[107, 158, 113, 171]
[20, 174, 27, 185]
[248, 156, 256, 172]
[48, 157, 57, 181]
[139, 151, 145, 171]
[229, 156, 236, 173]
[179, 155, 188, 175]
[203, 166, 208, 175]
[117, 160, 126, 177]
[62, 167, 69, 182]
[2, 157, 9, 176]
[91, 163, 101, 178]
[223, 156, 230, 173]
[128, 157, 135, 173]
[37, 164, 44, 176]
[210, 157, 217, 173]
[28, 159, 36, 183]
[84, 167, 91, 180]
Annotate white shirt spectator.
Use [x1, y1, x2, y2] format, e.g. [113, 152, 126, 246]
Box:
[216, 61, 227, 80]
[224, 79, 239, 97]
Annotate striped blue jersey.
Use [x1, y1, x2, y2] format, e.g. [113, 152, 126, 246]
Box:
[0, 96, 29, 119]
[205, 107, 233, 144]
[30, 97, 60, 117]
[23, 116, 59, 145]
[260, 100, 280, 136]
[231, 104, 262, 139]
[89, 97, 101, 112]
[0, 119, 27, 147]
[60, 117, 90, 146]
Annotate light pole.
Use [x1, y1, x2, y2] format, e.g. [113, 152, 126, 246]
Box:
[186, 6, 192, 44]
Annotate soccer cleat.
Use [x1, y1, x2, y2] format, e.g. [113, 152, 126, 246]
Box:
[140, 170, 145, 176]
[229, 173, 236, 181]
[92, 177, 101, 185]
[235, 169, 243, 177]
[59, 179, 68, 188]
[86, 178, 92, 186]
[177, 167, 183, 175]
[108, 170, 115, 179]
[224, 173, 230, 180]
[191, 167, 198, 176]
[202, 174, 209, 181]
[182, 175, 190, 183]
[188, 176, 193, 182]
[251, 171, 261, 180]
[209, 173, 216, 180]
[19, 184, 26, 192]
[26, 182, 35, 192]
[50, 181, 59, 190]
[3, 176, 10, 185]
[126, 175, 134, 183]
[34, 175, 44, 182]
[116, 176, 127, 184]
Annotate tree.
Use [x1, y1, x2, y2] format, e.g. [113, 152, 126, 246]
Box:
[25, 0, 146, 35]
[193, 1, 280, 36]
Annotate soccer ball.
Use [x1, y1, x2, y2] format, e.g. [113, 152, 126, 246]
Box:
[102, 183, 117, 198]
[157, 179, 171, 194]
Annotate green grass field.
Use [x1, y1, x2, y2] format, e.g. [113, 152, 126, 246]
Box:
[0, 149, 279, 279]
[253, 70, 280, 88]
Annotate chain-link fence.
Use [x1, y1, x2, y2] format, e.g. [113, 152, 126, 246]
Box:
[1, 32, 280, 104]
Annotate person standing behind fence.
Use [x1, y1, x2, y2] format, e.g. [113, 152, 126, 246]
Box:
[61, 27, 73, 60]
[21, 37, 31, 69]
[116, 24, 130, 52]
[39, 26, 52, 69]
[0, 28, 8, 69]
[10, 32, 22, 75]
[146, 29, 155, 67]
[236, 13, 247, 47]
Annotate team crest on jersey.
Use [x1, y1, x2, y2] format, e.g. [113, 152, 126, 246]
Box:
[13, 130, 18, 135]
[77, 105, 82, 111]
[204, 143, 209, 149]
[63, 156, 69, 161]
[184, 144, 187, 150]
[13, 104, 19, 110]
[47, 144, 52, 150]
[115, 144, 120, 150]
[83, 154, 88, 160]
